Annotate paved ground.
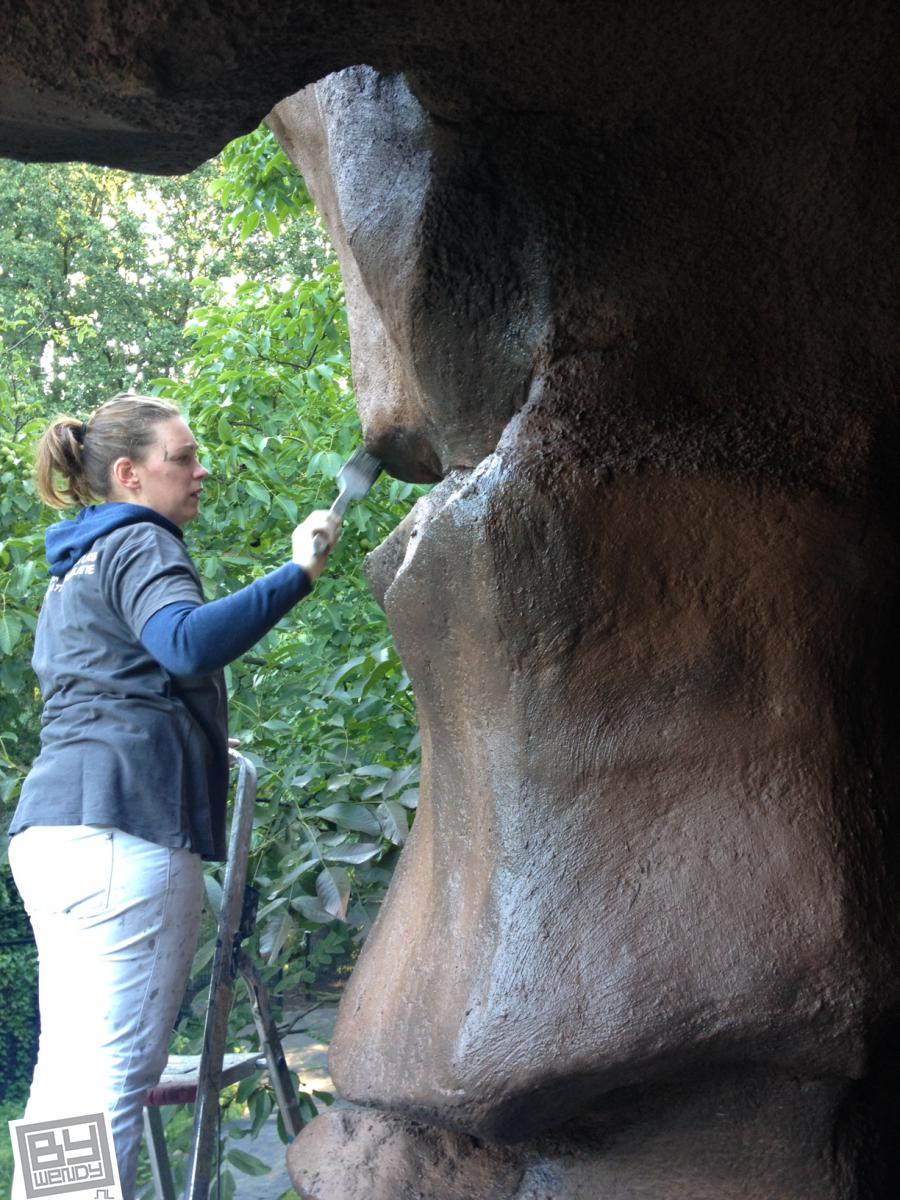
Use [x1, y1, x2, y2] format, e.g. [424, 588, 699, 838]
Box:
[233, 1001, 339, 1200]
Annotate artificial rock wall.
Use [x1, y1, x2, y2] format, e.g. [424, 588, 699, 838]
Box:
[267, 36, 900, 1195]
[4, 2, 900, 1197]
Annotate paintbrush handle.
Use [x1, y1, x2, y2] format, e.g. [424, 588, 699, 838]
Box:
[311, 495, 345, 557]
[329, 490, 352, 520]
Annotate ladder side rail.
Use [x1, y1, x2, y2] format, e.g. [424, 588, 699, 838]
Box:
[182, 753, 258, 1200]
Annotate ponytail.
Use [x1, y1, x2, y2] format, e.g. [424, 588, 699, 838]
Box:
[34, 417, 94, 508]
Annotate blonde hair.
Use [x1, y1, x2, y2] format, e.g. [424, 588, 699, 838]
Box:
[34, 393, 181, 509]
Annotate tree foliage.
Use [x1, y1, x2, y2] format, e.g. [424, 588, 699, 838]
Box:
[0, 126, 423, 1152]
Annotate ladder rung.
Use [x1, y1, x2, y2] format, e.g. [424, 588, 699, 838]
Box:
[146, 1053, 264, 1106]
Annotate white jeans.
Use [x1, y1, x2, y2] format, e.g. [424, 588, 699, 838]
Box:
[9, 825, 204, 1200]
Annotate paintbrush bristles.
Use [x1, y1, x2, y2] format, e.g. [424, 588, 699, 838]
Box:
[343, 447, 382, 491]
[339, 447, 383, 498]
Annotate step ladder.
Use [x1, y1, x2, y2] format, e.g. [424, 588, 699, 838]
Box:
[143, 753, 304, 1200]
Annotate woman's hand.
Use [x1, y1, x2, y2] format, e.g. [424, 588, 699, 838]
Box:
[292, 510, 342, 581]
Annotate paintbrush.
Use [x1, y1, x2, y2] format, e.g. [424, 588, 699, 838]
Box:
[312, 447, 383, 556]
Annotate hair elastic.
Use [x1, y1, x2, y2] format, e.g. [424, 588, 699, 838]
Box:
[75, 421, 88, 444]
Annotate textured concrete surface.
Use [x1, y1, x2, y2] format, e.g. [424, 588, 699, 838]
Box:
[270, 19, 900, 1198]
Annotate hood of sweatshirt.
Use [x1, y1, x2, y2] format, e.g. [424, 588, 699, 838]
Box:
[45, 503, 184, 577]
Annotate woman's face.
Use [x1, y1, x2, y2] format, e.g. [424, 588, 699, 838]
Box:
[122, 416, 209, 527]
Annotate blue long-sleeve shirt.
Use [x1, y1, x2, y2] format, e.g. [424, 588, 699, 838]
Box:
[140, 562, 312, 675]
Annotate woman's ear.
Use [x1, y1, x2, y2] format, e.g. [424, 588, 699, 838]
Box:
[110, 456, 141, 494]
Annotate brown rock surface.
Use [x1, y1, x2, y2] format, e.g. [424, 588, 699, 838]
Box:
[3, 2, 900, 1197]
[288, 1072, 869, 1199]
[287, 1109, 524, 1200]
[268, 16, 900, 1197]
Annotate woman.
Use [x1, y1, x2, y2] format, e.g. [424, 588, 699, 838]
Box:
[7, 392, 341, 1197]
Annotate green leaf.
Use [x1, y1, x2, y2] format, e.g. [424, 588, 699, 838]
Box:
[315, 802, 382, 836]
[290, 893, 335, 924]
[245, 479, 270, 504]
[192, 934, 218, 975]
[227, 1148, 272, 1176]
[324, 841, 381, 864]
[326, 772, 355, 791]
[240, 210, 260, 240]
[261, 910, 293, 966]
[383, 765, 418, 799]
[249, 1088, 274, 1136]
[213, 1168, 236, 1199]
[11, 560, 36, 593]
[361, 658, 393, 696]
[377, 801, 408, 846]
[352, 764, 393, 779]
[275, 494, 299, 523]
[316, 865, 351, 920]
[322, 655, 366, 695]
[0, 613, 22, 656]
[203, 871, 223, 917]
[278, 854, 319, 887]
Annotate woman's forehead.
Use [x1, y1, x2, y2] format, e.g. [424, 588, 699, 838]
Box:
[156, 416, 196, 450]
